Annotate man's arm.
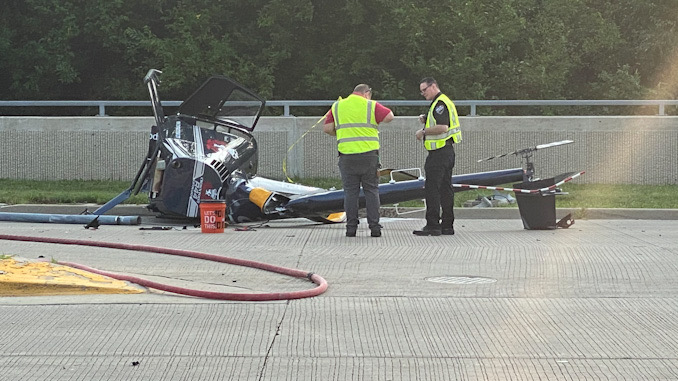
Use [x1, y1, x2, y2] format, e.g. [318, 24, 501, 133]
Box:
[323, 121, 336, 136]
[416, 123, 448, 140]
[427, 123, 450, 135]
[381, 111, 394, 124]
[375, 103, 394, 124]
[428, 100, 450, 133]
[322, 111, 336, 136]
[415, 101, 449, 140]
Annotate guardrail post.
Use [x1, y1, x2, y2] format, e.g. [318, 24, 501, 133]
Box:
[470, 104, 477, 116]
[284, 105, 290, 117]
[659, 104, 665, 116]
[98, 104, 106, 116]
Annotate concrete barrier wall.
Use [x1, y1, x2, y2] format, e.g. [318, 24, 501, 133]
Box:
[1, 116, 676, 184]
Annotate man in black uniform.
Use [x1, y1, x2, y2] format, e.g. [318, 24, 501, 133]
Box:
[413, 77, 462, 236]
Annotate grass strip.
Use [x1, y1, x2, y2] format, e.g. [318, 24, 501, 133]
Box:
[1, 179, 676, 209]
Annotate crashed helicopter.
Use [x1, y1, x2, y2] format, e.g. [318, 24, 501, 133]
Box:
[94, 69, 530, 224]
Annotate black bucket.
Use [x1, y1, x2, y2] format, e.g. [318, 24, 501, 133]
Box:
[514, 178, 556, 230]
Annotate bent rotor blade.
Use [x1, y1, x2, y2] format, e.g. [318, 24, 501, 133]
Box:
[453, 170, 585, 194]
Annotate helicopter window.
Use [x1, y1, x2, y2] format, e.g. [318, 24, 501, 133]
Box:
[216, 89, 261, 129]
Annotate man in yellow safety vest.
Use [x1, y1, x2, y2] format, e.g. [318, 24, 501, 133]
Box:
[323, 84, 394, 237]
[413, 77, 462, 236]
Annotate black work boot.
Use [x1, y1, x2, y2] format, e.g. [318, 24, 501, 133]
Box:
[346, 226, 357, 237]
[441, 228, 455, 235]
[413, 226, 442, 236]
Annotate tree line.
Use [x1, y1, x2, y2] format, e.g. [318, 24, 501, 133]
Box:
[1, 0, 677, 115]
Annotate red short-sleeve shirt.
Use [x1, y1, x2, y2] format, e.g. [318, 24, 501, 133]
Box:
[324, 94, 392, 125]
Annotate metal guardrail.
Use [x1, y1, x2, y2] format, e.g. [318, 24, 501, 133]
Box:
[1, 99, 678, 117]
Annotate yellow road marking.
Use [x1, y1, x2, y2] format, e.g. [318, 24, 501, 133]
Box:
[0, 257, 145, 296]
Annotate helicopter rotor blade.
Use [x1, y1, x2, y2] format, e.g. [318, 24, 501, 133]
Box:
[534, 139, 573, 150]
[477, 139, 574, 163]
[476, 149, 521, 163]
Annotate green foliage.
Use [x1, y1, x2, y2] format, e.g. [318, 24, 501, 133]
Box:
[591, 64, 644, 99]
[1, 0, 677, 113]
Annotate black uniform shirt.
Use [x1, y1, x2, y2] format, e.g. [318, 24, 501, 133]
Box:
[429, 92, 450, 127]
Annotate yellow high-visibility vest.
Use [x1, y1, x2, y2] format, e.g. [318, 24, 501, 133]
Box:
[424, 93, 461, 150]
[332, 94, 379, 154]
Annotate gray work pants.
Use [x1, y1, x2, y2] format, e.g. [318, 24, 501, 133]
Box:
[338, 152, 380, 230]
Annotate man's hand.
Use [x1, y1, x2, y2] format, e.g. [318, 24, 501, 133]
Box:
[418, 114, 426, 124]
[415, 128, 425, 141]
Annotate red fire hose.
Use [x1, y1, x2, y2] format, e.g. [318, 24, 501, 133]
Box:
[0, 234, 328, 301]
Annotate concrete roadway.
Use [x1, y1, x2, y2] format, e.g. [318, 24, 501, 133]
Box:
[1, 207, 678, 380]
